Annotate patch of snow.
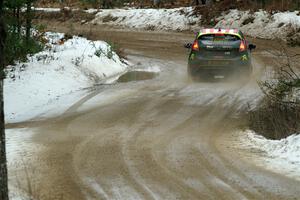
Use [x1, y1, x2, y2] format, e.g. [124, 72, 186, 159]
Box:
[32, 7, 299, 41]
[133, 65, 161, 73]
[6, 128, 41, 167]
[30, 7, 80, 12]
[92, 7, 199, 31]
[110, 178, 142, 200]
[10, 188, 32, 200]
[239, 130, 300, 181]
[33, 7, 61, 12]
[85, 9, 99, 14]
[215, 10, 300, 40]
[21, 7, 61, 12]
[289, 88, 300, 103]
[6, 128, 42, 200]
[83, 178, 110, 200]
[91, 7, 299, 39]
[5, 32, 128, 123]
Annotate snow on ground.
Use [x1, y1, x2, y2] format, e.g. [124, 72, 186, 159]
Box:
[33, 6, 299, 41]
[91, 7, 299, 41]
[239, 130, 300, 181]
[22, 7, 62, 12]
[5, 32, 128, 123]
[85, 8, 100, 14]
[215, 10, 300, 41]
[91, 7, 199, 31]
[6, 128, 41, 200]
[133, 65, 161, 73]
[33, 7, 61, 12]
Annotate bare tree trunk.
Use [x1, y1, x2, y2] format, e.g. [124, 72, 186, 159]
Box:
[26, 0, 32, 43]
[194, 0, 200, 5]
[138, 0, 144, 8]
[17, 7, 21, 35]
[262, 0, 266, 8]
[0, 0, 9, 199]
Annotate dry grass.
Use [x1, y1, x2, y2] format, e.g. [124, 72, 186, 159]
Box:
[193, 0, 256, 26]
[145, 25, 155, 31]
[35, 0, 299, 10]
[263, 0, 299, 12]
[287, 25, 300, 47]
[34, 9, 96, 23]
[102, 14, 119, 23]
[35, 0, 87, 8]
[193, 0, 299, 26]
[249, 47, 300, 139]
[242, 16, 255, 25]
[249, 99, 300, 139]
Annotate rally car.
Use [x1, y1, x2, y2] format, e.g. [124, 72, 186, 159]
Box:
[185, 28, 256, 80]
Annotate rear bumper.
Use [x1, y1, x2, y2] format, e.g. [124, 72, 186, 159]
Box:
[188, 57, 252, 77]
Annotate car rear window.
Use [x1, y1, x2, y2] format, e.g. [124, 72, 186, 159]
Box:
[199, 34, 240, 42]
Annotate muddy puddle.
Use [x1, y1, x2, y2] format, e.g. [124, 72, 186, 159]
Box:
[117, 71, 158, 83]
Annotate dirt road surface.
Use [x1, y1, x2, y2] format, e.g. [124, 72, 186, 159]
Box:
[7, 23, 300, 200]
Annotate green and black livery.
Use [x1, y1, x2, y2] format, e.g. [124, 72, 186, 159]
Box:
[185, 29, 256, 80]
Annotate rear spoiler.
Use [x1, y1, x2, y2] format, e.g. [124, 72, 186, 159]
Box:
[197, 29, 243, 39]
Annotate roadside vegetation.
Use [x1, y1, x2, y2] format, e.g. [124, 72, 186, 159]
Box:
[194, 0, 300, 26]
[249, 49, 300, 139]
[34, 8, 95, 22]
[3, 0, 127, 65]
[37, 0, 133, 8]
[3, 0, 45, 66]
[35, 0, 300, 10]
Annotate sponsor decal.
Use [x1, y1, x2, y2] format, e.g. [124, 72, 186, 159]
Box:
[241, 55, 248, 61]
[190, 53, 195, 60]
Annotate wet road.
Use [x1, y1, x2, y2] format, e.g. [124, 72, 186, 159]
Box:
[7, 24, 300, 200]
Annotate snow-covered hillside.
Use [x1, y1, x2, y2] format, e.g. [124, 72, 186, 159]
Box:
[215, 10, 300, 41]
[91, 7, 300, 42]
[32, 6, 300, 42]
[91, 7, 199, 31]
[5, 32, 128, 123]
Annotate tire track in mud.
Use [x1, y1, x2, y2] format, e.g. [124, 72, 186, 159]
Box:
[147, 102, 256, 200]
[71, 99, 159, 200]
[73, 82, 259, 199]
[121, 99, 201, 200]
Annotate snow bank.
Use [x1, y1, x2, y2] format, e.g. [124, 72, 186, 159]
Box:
[92, 7, 199, 31]
[215, 10, 300, 40]
[91, 7, 300, 41]
[5, 32, 128, 123]
[240, 130, 300, 180]
[85, 9, 99, 14]
[34, 7, 299, 41]
[33, 7, 61, 12]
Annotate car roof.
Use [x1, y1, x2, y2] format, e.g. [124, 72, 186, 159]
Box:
[197, 28, 244, 39]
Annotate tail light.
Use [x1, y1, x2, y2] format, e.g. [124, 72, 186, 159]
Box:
[239, 40, 246, 52]
[192, 40, 199, 51]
